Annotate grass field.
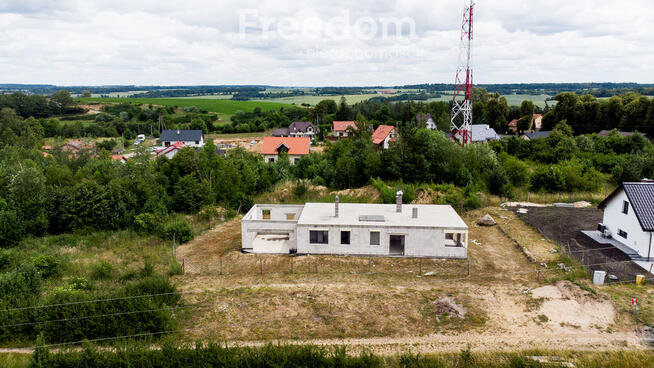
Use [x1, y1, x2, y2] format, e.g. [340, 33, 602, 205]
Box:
[253, 93, 381, 106]
[427, 94, 554, 107]
[78, 97, 291, 120]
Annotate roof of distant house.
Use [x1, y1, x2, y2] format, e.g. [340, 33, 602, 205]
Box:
[333, 121, 358, 132]
[523, 131, 552, 140]
[261, 137, 311, 155]
[372, 125, 396, 145]
[156, 141, 185, 155]
[597, 129, 647, 138]
[288, 121, 318, 133]
[599, 181, 654, 231]
[160, 129, 203, 142]
[111, 154, 128, 161]
[271, 128, 289, 137]
[508, 119, 519, 127]
[471, 124, 500, 142]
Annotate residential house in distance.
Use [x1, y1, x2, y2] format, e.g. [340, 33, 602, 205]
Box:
[584, 181, 654, 267]
[416, 113, 437, 130]
[61, 140, 94, 154]
[272, 122, 319, 139]
[471, 124, 500, 143]
[522, 131, 552, 140]
[160, 129, 204, 148]
[508, 114, 543, 133]
[111, 154, 128, 163]
[332, 121, 358, 138]
[156, 141, 185, 159]
[597, 130, 648, 138]
[261, 136, 311, 164]
[372, 125, 397, 149]
[241, 192, 469, 258]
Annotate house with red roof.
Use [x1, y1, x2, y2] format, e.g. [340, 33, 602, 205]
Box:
[372, 125, 397, 149]
[261, 137, 311, 164]
[156, 141, 185, 159]
[332, 121, 358, 138]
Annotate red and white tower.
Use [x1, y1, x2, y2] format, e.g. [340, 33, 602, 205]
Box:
[450, 0, 475, 146]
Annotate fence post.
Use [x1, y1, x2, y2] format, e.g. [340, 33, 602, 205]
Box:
[220, 257, 223, 275]
[182, 258, 185, 274]
[290, 257, 294, 274]
[419, 260, 422, 275]
[368, 259, 372, 274]
[173, 234, 177, 259]
[259, 258, 263, 275]
[315, 259, 318, 273]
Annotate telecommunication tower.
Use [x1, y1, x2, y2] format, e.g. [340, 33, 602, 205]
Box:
[450, 0, 475, 146]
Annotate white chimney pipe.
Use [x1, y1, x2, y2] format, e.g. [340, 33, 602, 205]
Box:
[412, 207, 418, 218]
[396, 190, 403, 213]
[335, 195, 339, 218]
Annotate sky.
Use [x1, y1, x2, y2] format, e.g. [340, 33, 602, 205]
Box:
[1, 0, 653, 86]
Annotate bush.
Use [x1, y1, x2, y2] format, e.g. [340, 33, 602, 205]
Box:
[133, 213, 163, 236]
[90, 261, 114, 280]
[293, 182, 308, 198]
[162, 220, 194, 244]
[0, 209, 24, 247]
[30, 255, 63, 278]
[530, 165, 566, 192]
[499, 153, 530, 186]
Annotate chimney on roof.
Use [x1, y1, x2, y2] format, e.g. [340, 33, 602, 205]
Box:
[176, 130, 180, 134]
[334, 195, 339, 218]
[396, 191, 403, 213]
[412, 207, 418, 219]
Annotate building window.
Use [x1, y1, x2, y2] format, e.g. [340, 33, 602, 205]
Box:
[285, 213, 295, 220]
[370, 231, 380, 245]
[341, 231, 350, 245]
[262, 209, 271, 220]
[622, 201, 629, 214]
[195, 141, 199, 144]
[618, 229, 628, 239]
[268, 158, 275, 163]
[310, 230, 328, 244]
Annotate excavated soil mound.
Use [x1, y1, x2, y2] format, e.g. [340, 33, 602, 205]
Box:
[432, 297, 466, 320]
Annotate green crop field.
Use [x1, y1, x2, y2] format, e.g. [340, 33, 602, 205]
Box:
[255, 93, 381, 106]
[78, 97, 291, 120]
[427, 93, 554, 107]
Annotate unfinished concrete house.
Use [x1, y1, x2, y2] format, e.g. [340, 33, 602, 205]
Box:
[241, 192, 469, 258]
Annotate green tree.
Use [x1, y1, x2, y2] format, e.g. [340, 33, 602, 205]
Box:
[50, 90, 73, 113]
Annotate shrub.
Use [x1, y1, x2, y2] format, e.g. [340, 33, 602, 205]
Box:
[499, 153, 530, 186]
[311, 176, 326, 187]
[133, 212, 163, 236]
[30, 255, 63, 278]
[530, 165, 566, 192]
[293, 182, 308, 198]
[162, 220, 194, 244]
[90, 261, 114, 280]
[0, 209, 24, 247]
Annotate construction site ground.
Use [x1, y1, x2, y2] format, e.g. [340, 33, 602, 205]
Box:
[173, 206, 654, 355]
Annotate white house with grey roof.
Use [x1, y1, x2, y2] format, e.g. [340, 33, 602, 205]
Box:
[241, 192, 469, 258]
[590, 182, 654, 261]
[160, 129, 204, 148]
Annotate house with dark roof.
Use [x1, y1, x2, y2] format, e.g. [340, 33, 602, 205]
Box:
[332, 121, 358, 138]
[271, 122, 319, 139]
[597, 130, 648, 138]
[261, 137, 311, 164]
[521, 131, 552, 140]
[592, 181, 654, 262]
[160, 130, 204, 147]
[372, 125, 397, 149]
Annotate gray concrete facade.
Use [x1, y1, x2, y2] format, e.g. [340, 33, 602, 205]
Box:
[241, 201, 468, 259]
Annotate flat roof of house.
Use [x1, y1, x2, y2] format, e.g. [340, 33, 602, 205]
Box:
[296, 203, 468, 229]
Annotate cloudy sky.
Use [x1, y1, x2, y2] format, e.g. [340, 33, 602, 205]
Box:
[1, 0, 653, 86]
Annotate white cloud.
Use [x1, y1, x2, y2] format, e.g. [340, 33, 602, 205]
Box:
[0, 0, 653, 85]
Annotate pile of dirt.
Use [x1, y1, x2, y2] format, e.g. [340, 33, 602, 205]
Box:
[530, 280, 616, 330]
[432, 297, 465, 320]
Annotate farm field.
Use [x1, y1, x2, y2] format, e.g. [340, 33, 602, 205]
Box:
[427, 93, 554, 107]
[170, 192, 653, 354]
[78, 97, 290, 120]
[254, 93, 382, 105]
